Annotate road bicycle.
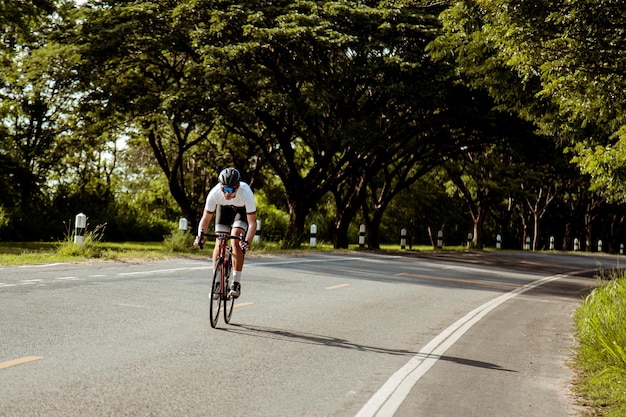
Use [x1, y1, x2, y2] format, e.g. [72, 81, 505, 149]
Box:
[200, 232, 244, 328]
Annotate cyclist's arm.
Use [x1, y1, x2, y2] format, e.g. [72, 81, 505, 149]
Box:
[197, 209, 214, 236]
[194, 209, 214, 248]
[245, 211, 257, 245]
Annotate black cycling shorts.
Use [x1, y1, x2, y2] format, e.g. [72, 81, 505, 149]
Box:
[214, 205, 248, 233]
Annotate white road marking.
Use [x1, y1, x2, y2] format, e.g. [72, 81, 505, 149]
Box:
[0, 356, 44, 370]
[19, 279, 42, 285]
[249, 256, 362, 267]
[355, 269, 592, 417]
[18, 263, 65, 268]
[116, 266, 209, 276]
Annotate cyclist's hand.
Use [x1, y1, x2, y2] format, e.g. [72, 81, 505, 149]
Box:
[194, 235, 205, 249]
[239, 239, 249, 252]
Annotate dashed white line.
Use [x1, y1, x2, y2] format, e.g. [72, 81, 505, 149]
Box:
[18, 279, 42, 285]
[0, 266, 211, 289]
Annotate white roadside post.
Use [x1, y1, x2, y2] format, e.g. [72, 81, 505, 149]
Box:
[253, 219, 261, 244]
[74, 213, 87, 245]
[310, 224, 317, 248]
[359, 224, 366, 248]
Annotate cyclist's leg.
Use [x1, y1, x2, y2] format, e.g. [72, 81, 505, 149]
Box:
[230, 208, 248, 297]
[231, 209, 248, 273]
[213, 205, 234, 268]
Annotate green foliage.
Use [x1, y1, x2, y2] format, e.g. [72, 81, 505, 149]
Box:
[575, 275, 626, 416]
[431, 0, 626, 202]
[162, 229, 196, 253]
[383, 170, 470, 246]
[572, 131, 626, 204]
[0, 206, 8, 229]
[56, 223, 106, 258]
[3, 0, 626, 254]
[255, 190, 290, 242]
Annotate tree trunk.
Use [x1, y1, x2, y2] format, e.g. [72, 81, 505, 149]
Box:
[332, 190, 361, 249]
[285, 197, 308, 249]
[472, 207, 486, 250]
[364, 209, 384, 250]
[332, 175, 367, 249]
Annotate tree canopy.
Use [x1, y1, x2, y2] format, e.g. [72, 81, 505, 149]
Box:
[429, 0, 626, 201]
[2, 0, 626, 252]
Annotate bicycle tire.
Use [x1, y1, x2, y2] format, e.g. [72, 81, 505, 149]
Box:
[209, 258, 223, 328]
[223, 255, 235, 324]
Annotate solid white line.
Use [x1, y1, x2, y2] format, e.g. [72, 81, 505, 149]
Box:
[0, 356, 44, 370]
[355, 270, 590, 417]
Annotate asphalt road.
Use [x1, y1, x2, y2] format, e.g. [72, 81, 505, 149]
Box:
[0, 250, 620, 416]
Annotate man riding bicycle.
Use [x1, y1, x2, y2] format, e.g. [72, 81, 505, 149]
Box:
[194, 167, 257, 298]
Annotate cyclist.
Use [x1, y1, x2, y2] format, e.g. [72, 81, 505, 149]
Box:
[194, 167, 257, 298]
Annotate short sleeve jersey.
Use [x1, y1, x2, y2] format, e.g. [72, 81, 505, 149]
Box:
[204, 181, 257, 214]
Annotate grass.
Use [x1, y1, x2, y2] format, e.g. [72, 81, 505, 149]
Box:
[0, 240, 170, 265]
[0, 225, 469, 267]
[0, 236, 358, 266]
[573, 273, 626, 416]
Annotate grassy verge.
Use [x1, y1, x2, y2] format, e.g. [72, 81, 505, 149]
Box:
[0, 231, 456, 266]
[574, 273, 626, 416]
[0, 241, 170, 265]
[0, 237, 346, 266]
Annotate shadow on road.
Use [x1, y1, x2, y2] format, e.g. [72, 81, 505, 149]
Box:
[222, 323, 516, 373]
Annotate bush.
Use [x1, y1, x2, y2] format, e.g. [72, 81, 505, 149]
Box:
[162, 229, 195, 253]
[56, 223, 106, 258]
[574, 275, 626, 416]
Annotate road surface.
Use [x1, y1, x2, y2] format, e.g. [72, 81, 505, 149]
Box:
[0, 250, 618, 416]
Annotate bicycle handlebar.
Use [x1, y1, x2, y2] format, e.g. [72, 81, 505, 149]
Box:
[203, 233, 245, 241]
[196, 232, 246, 250]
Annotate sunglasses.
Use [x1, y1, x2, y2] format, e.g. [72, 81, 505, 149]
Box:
[222, 186, 236, 194]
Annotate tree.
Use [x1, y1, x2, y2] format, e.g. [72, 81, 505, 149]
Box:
[430, 0, 626, 202]
[0, 0, 55, 48]
[0, 0, 79, 238]
[186, 0, 455, 247]
[53, 0, 260, 232]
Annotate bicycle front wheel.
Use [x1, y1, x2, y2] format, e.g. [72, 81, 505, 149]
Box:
[223, 257, 235, 324]
[209, 259, 223, 328]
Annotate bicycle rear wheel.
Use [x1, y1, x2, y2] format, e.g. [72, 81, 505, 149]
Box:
[209, 259, 223, 328]
[223, 256, 235, 324]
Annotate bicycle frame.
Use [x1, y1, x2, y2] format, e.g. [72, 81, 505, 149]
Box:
[204, 232, 242, 272]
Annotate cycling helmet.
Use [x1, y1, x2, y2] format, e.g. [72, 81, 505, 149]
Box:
[218, 167, 241, 187]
